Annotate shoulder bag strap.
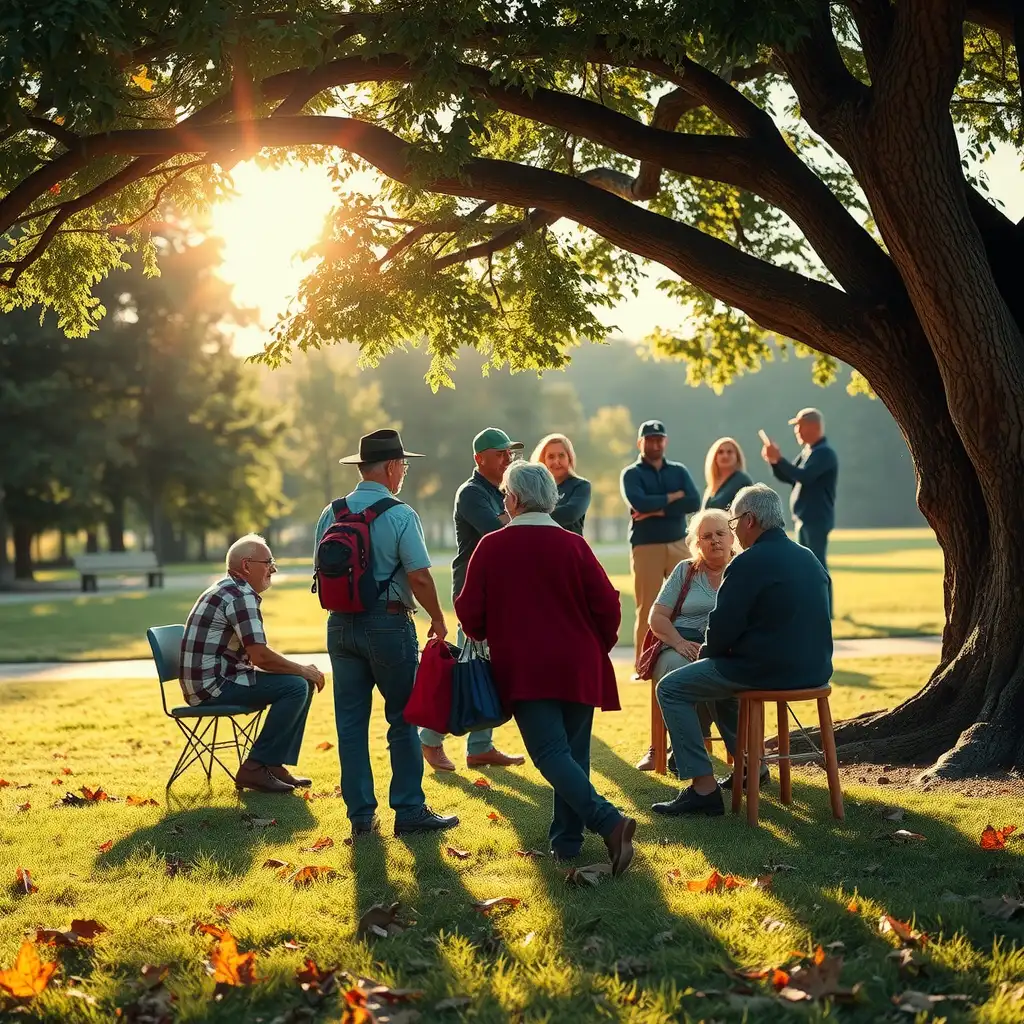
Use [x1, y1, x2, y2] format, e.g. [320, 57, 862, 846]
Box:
[669, 563, 699, 620]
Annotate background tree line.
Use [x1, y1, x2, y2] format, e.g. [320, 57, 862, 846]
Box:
[1, 231, 920, 584]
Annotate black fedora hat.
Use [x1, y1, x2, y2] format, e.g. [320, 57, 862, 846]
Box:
[338, 429, 424, 465]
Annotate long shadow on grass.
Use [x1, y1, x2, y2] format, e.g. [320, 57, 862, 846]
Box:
[100, 789, 316, 876]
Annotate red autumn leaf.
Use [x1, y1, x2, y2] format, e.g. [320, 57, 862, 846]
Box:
[290, 865, 338, 886]
[980, 824, 1018, 850]
[51, 778, 64, 786]
[126, 795, 159, 807]
[879, 914, 928, 947]
[296, 958, 339, 997]
[97, 840, 113, 853]
[473, 777, 491, 788]
[847, 898, 860, 913]
[0, 779, 10, 787]
[0, 940, 58, 997]
[315, 741, 334, 751]
[300, 790, 313, 801]
[80, 786, 109, 802]
[48, 183, 61, 195]
[686, 870, 746, 892]
[35, 920, 106, 947]
[14, 867, 37, 894]
[70, 920, 106, 940]
[666, 868, 683, 883]
[209, 931, 260, 986]
[61, 767, 73, 776]
[487, 811, 501, 821]
[262, 858, 292, 869]
[16, 802, 30, 812]
[446, 847, 471, 860]
[472, 896, 521, 914]
[753, 873, 774, 890]
[215, 904, 238, 920]
[299, 836, 334, 852]
[771, 967, 792, 990]
[195, 923, 228, 940]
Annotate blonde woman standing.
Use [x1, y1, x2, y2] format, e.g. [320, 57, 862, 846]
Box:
[531, 433, 592, 536]
[636, 508, 736, 772]
[701, 437, 753, 510]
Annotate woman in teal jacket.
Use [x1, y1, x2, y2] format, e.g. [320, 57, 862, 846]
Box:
[701, 437, 753, 511]
[531, 433, 592, 536]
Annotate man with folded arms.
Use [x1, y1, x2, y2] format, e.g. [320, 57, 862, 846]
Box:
[179, 534, 325, 794]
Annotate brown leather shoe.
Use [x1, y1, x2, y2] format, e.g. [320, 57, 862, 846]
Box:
[268, 766, 312, 788]
[422, 743, 456, 772]
[635, 746, 656, 771]
[235, 764, 294, 794]
[466, 747, 526, 768]
[604, 815, 637, 877]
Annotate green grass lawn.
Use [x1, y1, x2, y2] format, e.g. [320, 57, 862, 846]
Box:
[0, 529, 944, 662]
[1, 655, 1022, 1022]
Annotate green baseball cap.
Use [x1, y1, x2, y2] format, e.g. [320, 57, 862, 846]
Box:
[473, 427, 525, 454]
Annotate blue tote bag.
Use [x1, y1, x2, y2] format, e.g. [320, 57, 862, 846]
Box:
[448, 640, 510, 736]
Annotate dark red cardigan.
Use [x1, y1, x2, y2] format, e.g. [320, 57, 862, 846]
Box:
[453, 522, 622, 711]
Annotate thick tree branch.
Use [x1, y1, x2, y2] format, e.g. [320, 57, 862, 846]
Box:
[966, 0, 1015, 38]
[846, 0, 896, 78]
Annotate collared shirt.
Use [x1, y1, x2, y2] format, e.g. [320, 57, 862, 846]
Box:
[314, 480, 431, 610]
[770, 437, 839, 530]
[619, 457, 701, 547]
[179, 575, 267, 706]
[451, 469, 505, 600]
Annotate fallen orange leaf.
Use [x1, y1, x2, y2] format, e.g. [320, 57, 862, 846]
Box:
[16, 802, 30, 812]
[980, 824, 1017, 850]
[51, 778, 64, 786]
[0, 779, 10, 788]
[879, 914, 928, 947]
[315, 741, 334, 751]
[126, 795, 159, 807]
[686, 870, 746, 892]
[473, 778, 491, 788]
[97, 840, 113, 853]
[847, 898, 859, 913]
[299, 836, 334, 852]
[14, 867, 37, 894]
[35, 920, 106, 946]
[195, 923, 228, 940]
[61, 767, 73, 776]
[290, 865, 338, 886]
[209, 931, 260, 986]
[772, 967, 792, 990]
[446, 847, 471, 860]
[472, 896, 521, 914]
[80, 786, 109, 802]
[812, 945, 826, 965]
[0, 940, 58, 997]
[487, 811, 501, 821]
[753, 873, 774, 890]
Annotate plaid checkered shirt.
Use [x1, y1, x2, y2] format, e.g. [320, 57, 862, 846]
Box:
[178, 575, 267, 705]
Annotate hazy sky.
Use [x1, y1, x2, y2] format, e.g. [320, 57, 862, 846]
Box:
[212, 139, 1023, 356]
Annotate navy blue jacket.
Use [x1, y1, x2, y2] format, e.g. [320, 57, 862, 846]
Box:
[700, 528, 832, 690]
[620, 458, 701, 546]
[771, 437, 838, 530]
[551, 475, 592, 536]
[702, 469, 753, 511]
[452, 470, 505, 600]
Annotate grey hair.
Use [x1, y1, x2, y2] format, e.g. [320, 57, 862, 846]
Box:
[226, 533, 269, 571]
[502, 461, 558, 514]
[686, 508, 737, 563]
[732, 484, 787, 531]
[359, 460, 390, 476]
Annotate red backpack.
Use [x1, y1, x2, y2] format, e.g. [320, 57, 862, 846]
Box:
[312, 496, 403, 613]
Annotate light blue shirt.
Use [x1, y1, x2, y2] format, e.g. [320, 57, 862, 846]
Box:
[314, 481, 431, 609]
[654, 559, 718, 634]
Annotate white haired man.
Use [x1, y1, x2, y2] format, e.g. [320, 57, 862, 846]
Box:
[651, 484, 832, 817]
[179, 534, 325, 794]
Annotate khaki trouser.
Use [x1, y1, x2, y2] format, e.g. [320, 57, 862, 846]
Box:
[631, 540, 690, 668]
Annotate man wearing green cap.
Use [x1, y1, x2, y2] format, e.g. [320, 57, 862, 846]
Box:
[419, 427, 527, 772]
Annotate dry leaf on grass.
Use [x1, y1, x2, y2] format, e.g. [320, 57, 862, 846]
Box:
[13, 867, 37, 894]
[315, 741, 334, 750]
[979, 895, 1024, 920]
[164, 856, 188, 878]
[299, 836, 334, 852]
[472, 777, 491, 788]
[434, 995, 472, 1011]
[16, 801, 30, 812]
[472, 896, 521, 914]
[980, 824, 1018, 850]
[847, 897, 860, 913]
[358, 902, 411, 939]
[207, 930, 260, 987]
[51, 778, 64, 786]
[514, 849, 546, 859]
[889, 829, 926, 844]
[686, 870, 746, 892]
[0, 779, 10, 787]
[289, 865, 338, 887]
[892, 990, 970, 1014]
[761, 917, 787, 934]
[80, 786, 110, 802]
[0, 941, 58, 998]
[565, 863, 612, 887]
[126, 795, 159, 807]
[296, 959, 339, 1001]
[777, 952, 861, 1004]
[486, 811, 502, 821]
[241, 814, 277, 828]
[35, 920, 106, 946]
[119, 965, 175, 1024]
[752, 874, 773, 890]
[61, 767, 73, 776]
[97, 840, 113, 853]
[879, 914, 928, 947]
[446, 847, 471, 860]
[888, 947, 929, 977]
[263, 858, 292, 869]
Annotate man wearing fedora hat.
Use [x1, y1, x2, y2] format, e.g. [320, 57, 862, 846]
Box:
[315, 428, 458, 838]
[419, 426, 527, 773]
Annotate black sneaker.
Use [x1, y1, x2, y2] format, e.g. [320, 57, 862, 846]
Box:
[652, 785, 725, 816]
[393, 807, 459, 837]
[718, 766, 771, 790]
[351, 817, 380, 839]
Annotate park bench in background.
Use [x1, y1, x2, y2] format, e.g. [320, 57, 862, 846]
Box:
[73, 551, 164, 592]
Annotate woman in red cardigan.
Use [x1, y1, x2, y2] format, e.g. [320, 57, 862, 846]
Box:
[454, 462, 636, 876]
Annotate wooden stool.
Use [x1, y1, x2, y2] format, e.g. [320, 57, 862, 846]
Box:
[651, 681, 733, 775]
[731, 685, 844, 826]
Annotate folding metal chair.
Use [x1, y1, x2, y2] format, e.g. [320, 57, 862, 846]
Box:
[146, 625, 265, 789]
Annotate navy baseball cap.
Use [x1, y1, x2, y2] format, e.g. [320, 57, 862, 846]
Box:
[638, 419, 667, 440]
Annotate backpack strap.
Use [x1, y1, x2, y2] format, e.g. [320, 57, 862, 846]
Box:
[331, 497, 349, 520]
[364, 496, 404, 520]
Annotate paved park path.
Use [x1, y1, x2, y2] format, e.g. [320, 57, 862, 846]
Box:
[0, 635, 942, 683]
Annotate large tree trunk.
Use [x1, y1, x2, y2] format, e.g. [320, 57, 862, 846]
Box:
[12, 522, 34, 581]
[105, 496, 126, 552]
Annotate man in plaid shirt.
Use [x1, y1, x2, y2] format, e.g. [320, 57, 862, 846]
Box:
[180, 533, 325, 794]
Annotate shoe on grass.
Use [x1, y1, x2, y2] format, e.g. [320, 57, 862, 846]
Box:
[652, 785, 725, 816]
[422, 743, 456, 772]
[394, 807, 459, 837]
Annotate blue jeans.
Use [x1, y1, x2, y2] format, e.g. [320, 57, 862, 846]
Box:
[419, 626, 493, 754]
[203, 671, 312, 766]
[797, 520, 833, 614]
[656, 659, 743, 779]
[326, 607, 426, 825]
[514, 700, 622, 858]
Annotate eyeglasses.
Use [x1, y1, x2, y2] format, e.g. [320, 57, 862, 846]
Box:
[727, 513, 750, 528]
[248, 558, 277, 569]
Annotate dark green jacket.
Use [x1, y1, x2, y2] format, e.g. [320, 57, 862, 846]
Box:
[551, 476, 591, 536]
[702, 469, 753, 511]
[700, 528, 832, 690]
[620, 458, 701, 546]
[451, 470, 504, 600]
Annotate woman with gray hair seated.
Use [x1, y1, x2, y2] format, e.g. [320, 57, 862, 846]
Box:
[455, 462, 636, 875]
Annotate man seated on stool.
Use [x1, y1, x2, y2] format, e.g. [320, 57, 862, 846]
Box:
[179, 534, 325, 794]
[651, 484, 832, 816]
